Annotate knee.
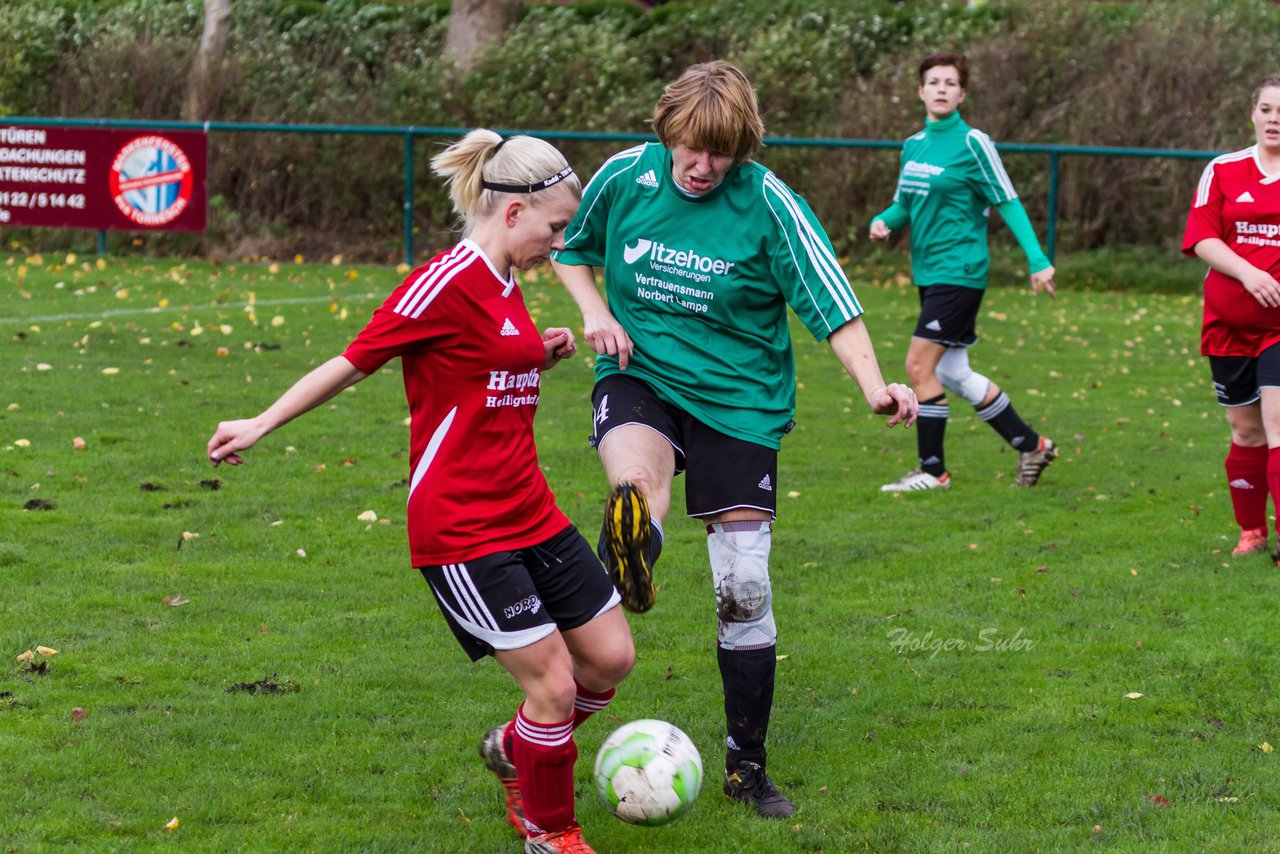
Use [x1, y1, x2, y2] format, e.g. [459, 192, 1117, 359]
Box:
[903, 353, 935, 387]
[574, 628, 635, 692]
[1232, 425, 1267, 446]
[615, 466, 660, 499]
[715, 574, 772, 623]
[708, 523, 777, 649]
[593, 638, 636, 689]
[1227, 406, 1266, 446]
[525, 664, 579, 720]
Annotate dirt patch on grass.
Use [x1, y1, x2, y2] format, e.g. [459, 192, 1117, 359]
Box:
[226, 675, 300, 695]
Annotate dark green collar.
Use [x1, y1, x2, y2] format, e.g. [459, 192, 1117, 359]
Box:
[925, 111, 963, 133]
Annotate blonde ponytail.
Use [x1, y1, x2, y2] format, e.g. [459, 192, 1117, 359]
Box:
[430, 129, 581, 234]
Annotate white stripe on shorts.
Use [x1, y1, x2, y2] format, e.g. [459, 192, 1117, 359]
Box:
[433, 563, 556, 652]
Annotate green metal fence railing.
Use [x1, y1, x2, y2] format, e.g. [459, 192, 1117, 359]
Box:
[2, 116, 1224, 265]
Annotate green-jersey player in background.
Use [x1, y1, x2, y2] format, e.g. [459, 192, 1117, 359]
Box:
[872, 51, 1059, 493]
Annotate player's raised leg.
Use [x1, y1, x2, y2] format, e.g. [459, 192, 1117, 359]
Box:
[596, 423, 675, 612]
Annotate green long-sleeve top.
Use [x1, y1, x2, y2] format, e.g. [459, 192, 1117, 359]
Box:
[873, 111, 1051, 289]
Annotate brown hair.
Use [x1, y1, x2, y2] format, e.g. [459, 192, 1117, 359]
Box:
[429, 129, 581, 235]
[919, 51, 969, 89]
[651, 60, 764, 163]
[1252, 76, 1280, 108]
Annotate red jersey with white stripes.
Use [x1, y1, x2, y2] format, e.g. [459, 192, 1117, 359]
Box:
[1183, 145, 1280, 356]
[342, 239, 570, 565]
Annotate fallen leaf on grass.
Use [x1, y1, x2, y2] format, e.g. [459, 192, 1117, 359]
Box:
[70, 707, 86, 721]
[15, 650, 34, 663]
[1260, 742, 1274, 753]
[1123, 692, 1144, 700]
[72, 436, 85, 449]
[165, 817, 179, 831]
[357, 510, 378, 522]
[1146, 793, 1171, 808]
[13, 439, 29, 447]
[163, 596, 190, 607]
[35, 646, 56, 656]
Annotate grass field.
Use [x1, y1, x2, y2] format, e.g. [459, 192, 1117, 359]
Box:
[2, 249, 1278, 853]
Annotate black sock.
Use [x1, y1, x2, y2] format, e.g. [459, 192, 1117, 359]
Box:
[976, 392, 1040, 450]
[916, 394, 948, 476]
[718, 644, 775, 771]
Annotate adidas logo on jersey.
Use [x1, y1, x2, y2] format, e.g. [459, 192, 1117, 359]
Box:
[499, 318, 519, 336]
[635, 169, 659, 188]
[1229, 478, 1256, 489]
[925, 319, 943, 332]
[757, 474, 773, 492]
[1236, 191, 1256, 203]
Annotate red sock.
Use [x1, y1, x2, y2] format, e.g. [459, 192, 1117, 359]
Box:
[1227, 442, 1269, 531]
[1269, 447, 1280, 540]
[512, 705, 577, 835]
[572, 681, 615, 730]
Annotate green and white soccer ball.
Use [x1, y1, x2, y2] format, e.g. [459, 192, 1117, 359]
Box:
[594, 719, 703, 826]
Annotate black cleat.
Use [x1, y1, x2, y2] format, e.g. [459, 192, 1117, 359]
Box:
[480, 724, 527, 838]
[723, 761, 796, 818]
[603, 482, 655, 613]
[1015, 437, 1058, 486]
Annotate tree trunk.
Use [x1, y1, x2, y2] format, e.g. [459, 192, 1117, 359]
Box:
[442, 0, 524, 73]
[184, 0, 233, 121]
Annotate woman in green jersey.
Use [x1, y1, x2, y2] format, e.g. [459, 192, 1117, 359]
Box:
[872, 51, 1059, 493]
[552, 60, 917, 820]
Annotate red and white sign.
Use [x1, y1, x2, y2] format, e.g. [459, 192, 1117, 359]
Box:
[0, 125, 206, 232]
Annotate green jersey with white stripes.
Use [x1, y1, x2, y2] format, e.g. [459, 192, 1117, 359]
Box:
[553, 142, 864, 449]
[891, 111, 1020, 289]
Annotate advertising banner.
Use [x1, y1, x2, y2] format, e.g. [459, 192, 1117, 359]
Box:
[0, 125, 207, 232]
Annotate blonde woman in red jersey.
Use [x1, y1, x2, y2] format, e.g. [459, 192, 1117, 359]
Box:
[1184, 77, 1280, 564]
[207, 130, 633, 854]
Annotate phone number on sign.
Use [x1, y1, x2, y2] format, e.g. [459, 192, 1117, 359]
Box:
[0, 190, 87, 210]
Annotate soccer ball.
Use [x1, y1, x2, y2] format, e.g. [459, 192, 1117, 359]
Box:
[594, 719, 703, 826]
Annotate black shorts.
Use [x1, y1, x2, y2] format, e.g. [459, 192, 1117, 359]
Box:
[419, 525, 620, 662]
[913, 285, 985, 347]
[590, 373, 778, 518]
[1211, 343, 1280, 406]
